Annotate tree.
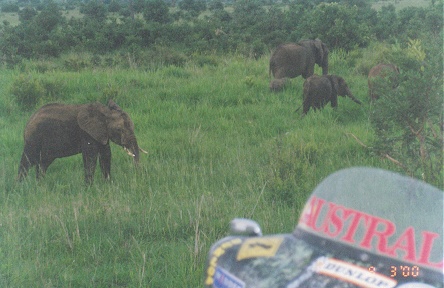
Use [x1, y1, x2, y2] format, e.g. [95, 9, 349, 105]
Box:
[231, 0, 265, 33]
[1, 3, 20, 13]
[257, 6, 286, 49]
[80, 1, 108, 23]
[341, 0, 371, 9]
[398, 7, 424, 39]
[423, 1, 443, 37]
[300, 2, 371, 50]
[208, 0, 224, 12]
[108, 0, 122, 13]
[374, 4, 399, 41]
[143, 0, 171, 24]
[18, 6, 38, 23]
[370, 39, 443, 187]
[34, 0, 64, 33]
[178, 0, 206, 17]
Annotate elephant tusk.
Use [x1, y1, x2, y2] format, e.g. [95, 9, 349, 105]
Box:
[139, 147, 148, 154]
[123, 147, 135, 157]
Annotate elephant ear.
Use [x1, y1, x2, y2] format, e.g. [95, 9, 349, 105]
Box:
[77, 103, 109, 145]
[108, 99, 123, 112]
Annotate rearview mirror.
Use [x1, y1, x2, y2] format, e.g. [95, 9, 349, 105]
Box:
[230, 218, 262, 236]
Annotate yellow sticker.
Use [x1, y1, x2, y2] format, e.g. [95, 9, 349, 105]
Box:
[236, 237, 284, 261]
[205, 238, 242, 285]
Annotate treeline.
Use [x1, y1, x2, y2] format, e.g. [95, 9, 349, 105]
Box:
[0, 0, 442, 66]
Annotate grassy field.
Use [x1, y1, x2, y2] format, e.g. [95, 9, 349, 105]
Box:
[0, 51, 402, 286]
[0, 11, 19, 26]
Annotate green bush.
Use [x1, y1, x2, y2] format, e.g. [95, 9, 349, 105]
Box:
[1, 3, 19, 13]
[299, 2, 373, 51]
[102, 84, 120, 100]
[143, 0, 171, 24]
[10, 74, 46, 110]
[10, 74, 66, 110]
[63, 54, 90, 71]
[370, 40, 443, 187]
[191, 54, 219, 68]
[132, 46, 188, 68]
[18, 59, 59, 73]
[352, 39, 427, 76]
[265, 137, 319, 206]
[0, 1, 440, 65]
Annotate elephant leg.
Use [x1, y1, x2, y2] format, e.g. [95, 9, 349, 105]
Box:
[331, 95, 338, 108]
[18, 152, 32, 180]
[302, 98, 311, 114]
[98, 144, 111, 180]
[37, 157, 55, 179]
[302, 66, 315, 79]
[81, 139, 99, 184]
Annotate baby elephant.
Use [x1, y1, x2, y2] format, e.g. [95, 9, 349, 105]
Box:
[301, 75, 361, 115]
[269, 78, 288, 92]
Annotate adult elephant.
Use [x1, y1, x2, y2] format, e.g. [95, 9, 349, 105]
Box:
[18, 100, 146, 184]
[269, 39, 329, 83]
[368, 63, 400, 100]
[301, 75, 361, 115]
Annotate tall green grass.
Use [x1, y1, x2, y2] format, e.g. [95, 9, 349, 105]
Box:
[1, 53, 397, 287]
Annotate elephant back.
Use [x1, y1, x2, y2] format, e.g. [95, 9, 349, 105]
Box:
[270, 40, 328, 80]
[24, 103, 85, 140]
[269, 43, 308, 79]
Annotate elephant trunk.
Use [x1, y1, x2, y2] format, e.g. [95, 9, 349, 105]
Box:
[123, 136, 140, 164]
[347, 91, 362, 105]
[132, 142, 140, 164]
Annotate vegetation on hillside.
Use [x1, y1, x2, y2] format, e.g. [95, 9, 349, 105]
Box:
[0, 0, 441, 64]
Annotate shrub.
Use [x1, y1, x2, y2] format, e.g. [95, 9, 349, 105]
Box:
[102, 84, 120, 100]
[90, 55, 102, 67]
[10, 74, 66, 110]
[370, 40, 443, 187]
[10, 74, 46, 110]
[143, 0, 171, 24]
[1, 3, 19, 13]
[192, 54, 219, 67]
[155, 46, 188, 67]
[300, 2, 372, 51]
[63, 54, 90, 71]
[265, 137, 319, 206]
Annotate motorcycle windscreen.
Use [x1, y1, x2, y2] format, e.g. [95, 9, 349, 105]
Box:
[205, 167, 443, 288]
[295, 167, 443, 286]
